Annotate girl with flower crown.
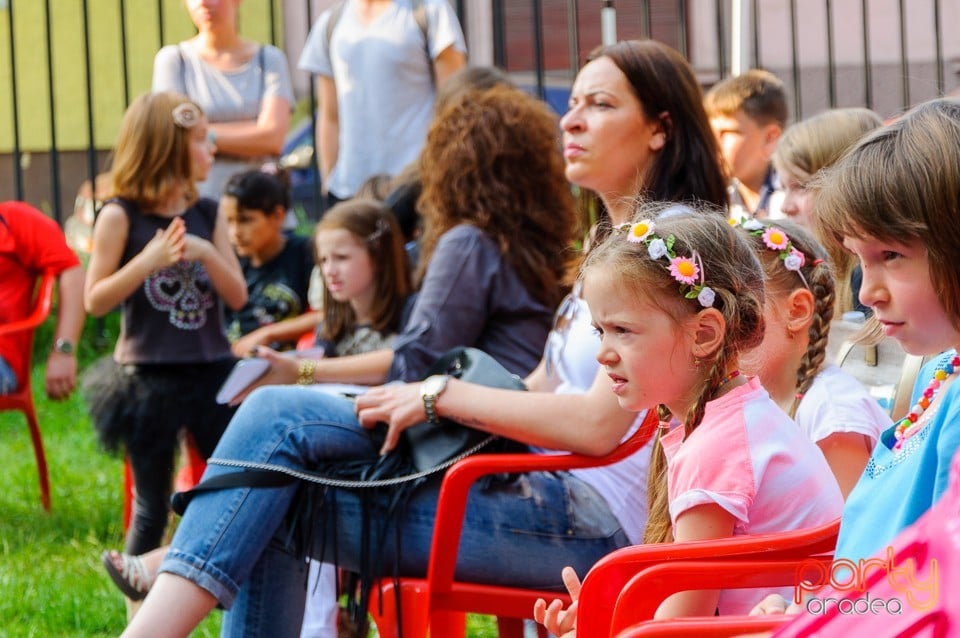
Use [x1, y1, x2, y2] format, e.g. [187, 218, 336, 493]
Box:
[738, 218, 890, 498]
[82, 91, 247, 561]
[535, 212, 844, 636]
[747, 98, 960, 625]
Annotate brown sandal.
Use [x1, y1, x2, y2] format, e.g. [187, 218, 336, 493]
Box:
[100, 550, 152, 601]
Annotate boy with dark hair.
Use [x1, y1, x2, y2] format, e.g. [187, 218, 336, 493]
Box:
[705, 69, 788, 221]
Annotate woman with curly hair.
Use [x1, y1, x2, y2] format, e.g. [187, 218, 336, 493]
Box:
[121, 83, 586, 637]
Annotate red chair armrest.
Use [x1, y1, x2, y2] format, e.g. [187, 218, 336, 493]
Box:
[609, 557, 831, 633]
[576, 518, 839, 637]
[0, 271, 56, 337]
[425, 410, 659, 595]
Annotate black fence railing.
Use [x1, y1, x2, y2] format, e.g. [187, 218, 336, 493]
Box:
[2, 0, 956, 228]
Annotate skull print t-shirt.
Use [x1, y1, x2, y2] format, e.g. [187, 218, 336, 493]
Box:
[111, 197, 233, 364]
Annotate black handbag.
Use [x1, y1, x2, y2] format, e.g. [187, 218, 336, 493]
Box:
[400, 346, 527, 472]
[172, 346, 527, 512]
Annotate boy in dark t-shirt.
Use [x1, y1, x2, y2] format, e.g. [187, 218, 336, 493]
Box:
[220, 170, 316, 354]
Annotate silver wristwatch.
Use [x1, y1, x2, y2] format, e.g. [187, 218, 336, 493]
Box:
[420, 374, 451, 425]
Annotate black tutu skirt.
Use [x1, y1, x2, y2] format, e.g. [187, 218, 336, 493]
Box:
[81, 356, 237, 457]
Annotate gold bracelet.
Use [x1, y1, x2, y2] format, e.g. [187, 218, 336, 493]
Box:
[297, 358, 318, 385]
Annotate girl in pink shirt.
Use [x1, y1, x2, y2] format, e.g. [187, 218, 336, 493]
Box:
[536, 210, 843, 634]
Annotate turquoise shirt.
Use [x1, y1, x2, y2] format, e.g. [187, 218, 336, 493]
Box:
[834, 350, 960, 562]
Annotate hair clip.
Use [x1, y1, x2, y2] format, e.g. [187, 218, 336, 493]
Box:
[172, 103, 201, 129]
[738, 219, 810, 289]
[616, 219, 715, 308]
[366, 217, 390, 244]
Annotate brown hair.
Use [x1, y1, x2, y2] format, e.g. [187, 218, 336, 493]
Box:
[110, 91, 202, 210]
[581, 40, 728, 241]
[704, 69, 789, 128]
[742, 219, 835, 418]
[417, 84, 577, 310]
[816, 98, 960, 330]
[315, 199, 412, 342]
[582, 209, 765, 544]
[773, 108, 882, 314]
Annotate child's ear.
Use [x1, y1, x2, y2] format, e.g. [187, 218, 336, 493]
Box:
[690, 307, 726, 359]
[762, 123, 783, 155]
[785, 287, 816, 333]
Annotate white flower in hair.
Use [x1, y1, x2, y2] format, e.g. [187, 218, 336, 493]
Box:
[647, 237, 668, 260]
[783, 250, 805, 272]
[741, 218, 765, 232]
[697, 286, 716, 308]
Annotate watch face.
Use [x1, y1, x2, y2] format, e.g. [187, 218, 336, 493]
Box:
[55, 339, 74, 355]
[421, 374, 448, 397]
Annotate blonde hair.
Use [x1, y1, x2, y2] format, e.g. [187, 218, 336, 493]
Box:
[774, 108, 882, 314]
[816, 98, 960, 330]
[582, 209, 765, 544]
[110, 91, 202, 210]
[315, 199, 412, 342]
[742, 220, 835, 418]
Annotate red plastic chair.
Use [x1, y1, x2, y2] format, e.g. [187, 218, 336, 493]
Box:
[609, 557, 832, 635]
[575, 517, 840, 637]
[613, 615, 792, 637]
[366, 409, 660, 638]
[122, 432, 206, 531]
[0, 270, 56, 511]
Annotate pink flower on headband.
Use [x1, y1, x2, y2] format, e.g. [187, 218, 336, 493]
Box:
[762, 227, 790, 251]
[669, 256, 699, 285]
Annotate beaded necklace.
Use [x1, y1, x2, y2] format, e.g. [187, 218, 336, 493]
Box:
[893, 354, 960, 451]
[716, 370, 741, 390]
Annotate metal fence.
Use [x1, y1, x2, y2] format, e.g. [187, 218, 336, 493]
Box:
[2, 0, 957, 226]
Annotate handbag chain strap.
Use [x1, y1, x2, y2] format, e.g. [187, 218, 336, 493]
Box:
[207, 434, 497, 489]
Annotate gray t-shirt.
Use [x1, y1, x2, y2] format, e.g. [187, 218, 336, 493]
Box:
[153, 42, 295, 199]
[298, 0, 466, 199]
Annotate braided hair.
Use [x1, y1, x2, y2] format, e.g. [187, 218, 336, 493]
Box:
[741, 219, 835, 418]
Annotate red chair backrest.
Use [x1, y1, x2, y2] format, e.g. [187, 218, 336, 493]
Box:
[576, 517, 840, 637]
[0, 270, 56, 386]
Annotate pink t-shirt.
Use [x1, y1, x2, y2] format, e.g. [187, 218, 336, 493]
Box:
[661, 377, 844, 614]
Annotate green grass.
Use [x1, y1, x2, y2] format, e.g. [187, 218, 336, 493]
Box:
[0, 314, 499, 637]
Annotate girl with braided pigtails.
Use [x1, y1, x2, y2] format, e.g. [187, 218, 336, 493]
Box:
[536, 212, 843, 635]
[738, 219, 890, 498]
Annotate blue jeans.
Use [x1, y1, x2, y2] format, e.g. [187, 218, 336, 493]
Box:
[161, 386, 628, 638]
[0, 356, 17, 394]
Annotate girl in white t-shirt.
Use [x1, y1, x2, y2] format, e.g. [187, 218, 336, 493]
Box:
[739, 219, 890, 498]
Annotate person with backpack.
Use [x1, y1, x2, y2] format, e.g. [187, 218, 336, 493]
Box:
[153, 0, 295, 201]
[298, 0, 466, 208]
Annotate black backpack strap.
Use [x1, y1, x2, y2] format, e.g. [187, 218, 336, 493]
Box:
[171, 468, 296, 515]
[324, 1, 346, 62]
[176, 44, 186, 90]
[257, 45, 266, 101]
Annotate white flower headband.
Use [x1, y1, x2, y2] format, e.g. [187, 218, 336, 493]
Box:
[615, 220, 716, 308]
[172, 103, 201, 129]
[737, 218, 819, 289]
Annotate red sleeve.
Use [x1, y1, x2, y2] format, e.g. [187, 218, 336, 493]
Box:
[0, 201, 80, 274]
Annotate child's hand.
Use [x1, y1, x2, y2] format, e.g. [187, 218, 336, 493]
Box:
[533, 566, 581, 638]
[182, 233, 213, 263]
[141, 217, 186, 271]
[749, 593, 800, 616]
